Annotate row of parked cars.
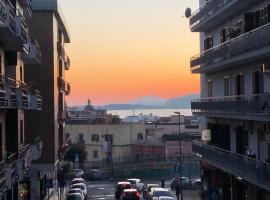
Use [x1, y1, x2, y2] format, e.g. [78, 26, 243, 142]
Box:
[67, 177, 88, 200]
[115, 178, 175, 200]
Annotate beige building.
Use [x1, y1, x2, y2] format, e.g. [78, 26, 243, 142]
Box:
[65, 122, 146, 162]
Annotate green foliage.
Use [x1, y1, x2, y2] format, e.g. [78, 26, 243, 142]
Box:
[64, 143, 87, 163]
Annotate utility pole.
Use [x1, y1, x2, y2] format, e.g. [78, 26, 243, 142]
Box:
[175, 112, 183, 200]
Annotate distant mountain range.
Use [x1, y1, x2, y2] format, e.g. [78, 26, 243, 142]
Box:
[101, 94, 199, 110]
[68, 94, 200, 111]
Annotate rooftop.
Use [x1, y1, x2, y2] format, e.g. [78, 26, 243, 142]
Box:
[32, 0, 70, 43]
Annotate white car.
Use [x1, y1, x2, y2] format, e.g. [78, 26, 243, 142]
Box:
[71, 183, 87, 198]
[158, 196, 175, 200]
[67, 193, 84, 200]
[68, 188, 85, 199]
[72, 178, 86, 186]
[127, 178, 144, 191]
[150, 188, 173, 200]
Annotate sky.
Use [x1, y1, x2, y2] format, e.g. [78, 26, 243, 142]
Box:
[60, 0, 200, 106]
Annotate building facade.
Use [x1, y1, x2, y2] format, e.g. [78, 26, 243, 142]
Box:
[24, 0, 71, 199]
[189, 0, 270, 199]
[0, 0, 43, 199]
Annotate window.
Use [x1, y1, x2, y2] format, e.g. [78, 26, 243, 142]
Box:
[235, 74, 245, 96]
[207, 79, 212, 97]
[91, 134, 99, 142]
[253, 70, 264, 95]
[220, 29, 227, 43]
[137, 133, 143, 141]
[93, 150, 98, 159]
[224, 77, 230, 96]
[204, 35, 213, 51]
[79, 133, 84, 143]
[105, 135, 113, 143]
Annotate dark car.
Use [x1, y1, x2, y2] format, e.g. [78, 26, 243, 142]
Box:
[120, 189, 140, 200]
[115, 182, 132, 200]
[170, 177, 189, 190]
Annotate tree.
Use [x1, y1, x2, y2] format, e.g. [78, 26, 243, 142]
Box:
[64, 142, 87, 163]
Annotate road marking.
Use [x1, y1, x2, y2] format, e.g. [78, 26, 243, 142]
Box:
[98, 187, 105, 190]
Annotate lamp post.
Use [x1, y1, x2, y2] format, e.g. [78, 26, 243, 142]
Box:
[174, 111, 183, 200]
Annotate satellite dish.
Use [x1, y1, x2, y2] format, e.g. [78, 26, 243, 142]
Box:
[185, 8, 192, 18]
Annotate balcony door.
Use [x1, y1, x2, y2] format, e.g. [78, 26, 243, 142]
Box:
[235, 127, 248, 155]
[252, 70, 264, 95]
[235, 74, 244, 96]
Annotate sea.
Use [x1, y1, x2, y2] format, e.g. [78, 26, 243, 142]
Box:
[107, 108, 192, 119]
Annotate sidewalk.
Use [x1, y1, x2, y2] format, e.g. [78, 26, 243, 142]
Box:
[49, 188, 67, 200]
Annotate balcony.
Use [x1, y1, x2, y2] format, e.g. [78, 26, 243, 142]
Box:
[191, 94, 270, 120]
[190, 0, 263, 32]
[5, 77, 17, 108]
[57, 41, 65, 59]
[65, 56, 70, 70]
[58, 136, 72, 159]
[0, 2, 29, 51]
[65, 82, 71, 96]
[29, 90, 42, 110]
[23, 39, 42, 64]
[191, 23, 270, 74]
[193, 141, 270, 191]
[57, 77, 65, 92]
[16, 81, 29, 109]
[18, 144, 31, 160]
[58, 110, 69, 124]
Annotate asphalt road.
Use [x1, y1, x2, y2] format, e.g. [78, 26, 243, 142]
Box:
[86, 180, 201, 200]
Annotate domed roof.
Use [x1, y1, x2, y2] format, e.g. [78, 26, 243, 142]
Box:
[84, 99, 95, 111]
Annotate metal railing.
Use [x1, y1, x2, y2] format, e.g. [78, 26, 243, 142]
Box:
[18, 144, 30, 159]
[191, 23, 270, 71]
[191, 94, 269, 115]
[193, 141, 270, 191]
[190, 0, 234, 29]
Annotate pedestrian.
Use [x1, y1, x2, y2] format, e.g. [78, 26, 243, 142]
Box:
[161, 179, 165, 188]
[175, 184, 180, 200]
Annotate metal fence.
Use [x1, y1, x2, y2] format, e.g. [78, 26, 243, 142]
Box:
[192, 141, 270, 192]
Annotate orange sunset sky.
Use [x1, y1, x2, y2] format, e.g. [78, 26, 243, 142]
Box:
[60, 0, 200, 106]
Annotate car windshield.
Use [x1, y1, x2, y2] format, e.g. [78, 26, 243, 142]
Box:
[72, 180, 85, 184]
[67, 195, 82, 200]
[72, 185, 85, 190]
[128, 180, 137, 184]
[153, 191, 172, 197]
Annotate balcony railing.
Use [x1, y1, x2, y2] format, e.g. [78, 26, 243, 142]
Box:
[59, 136, 72, 158]
[191, 94, 270, 116]
[57, 77, 65, 92]
[191, 23, 270, 73]
[57, 41, 65, 59]
[190, 0, 234, 30]
[0, 2, 5, 23]
[65, 56, 70, 70]
[65, 82, 71, 96]
[193, 141, 270, 191]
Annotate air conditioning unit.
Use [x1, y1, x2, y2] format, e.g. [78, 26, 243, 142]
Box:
[202, 129, 211, 142]
[261, 64, 270, 74]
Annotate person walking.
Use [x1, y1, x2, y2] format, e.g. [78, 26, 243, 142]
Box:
[175, 182, 181, 200]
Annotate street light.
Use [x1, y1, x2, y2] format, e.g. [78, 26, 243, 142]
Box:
[174, 111, 183, 200]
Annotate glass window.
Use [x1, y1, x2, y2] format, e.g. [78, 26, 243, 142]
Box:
[224, 77, 230, 96]
[93, 150, 98, 159]
[207, 79, 212, 97]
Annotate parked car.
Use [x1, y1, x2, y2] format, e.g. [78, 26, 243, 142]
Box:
[71, 178, 86, 186]
[158, 196, 175, 200]
[149, 188, 173, 200]
[127, 178, 144, 191]
[120, 189, 140, 200]
[70, 183, 87, 198]
[143, 184, 159, 200]
[67, 193, 84, 200]
[68, 188, 85, 199]
[170, 177, 189, 190]
[115, 182, 132, 200]
[73, 169, 84, 177]
[190, 178, 201, 190]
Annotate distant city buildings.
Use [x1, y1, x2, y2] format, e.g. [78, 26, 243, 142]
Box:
[189, 0, 270, 199]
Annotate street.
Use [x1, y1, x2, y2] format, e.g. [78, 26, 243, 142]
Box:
[86, 180, 201, 200]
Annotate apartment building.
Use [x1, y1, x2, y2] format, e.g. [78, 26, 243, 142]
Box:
[0, 0, 43, 199]
[23, 0, 71, 199]
[189, 0, 270, 199]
